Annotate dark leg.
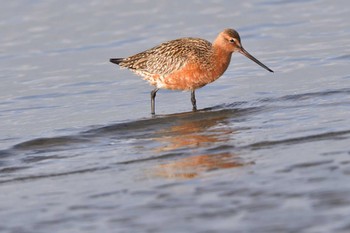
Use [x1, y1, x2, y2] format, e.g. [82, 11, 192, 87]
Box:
[151, 88, 159, 115]
[191, 90, 197, 111]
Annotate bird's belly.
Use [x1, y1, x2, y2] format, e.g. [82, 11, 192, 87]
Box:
[152, 63, 220, 91]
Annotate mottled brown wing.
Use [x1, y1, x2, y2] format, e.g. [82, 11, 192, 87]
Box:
[118, 38, 212, 76]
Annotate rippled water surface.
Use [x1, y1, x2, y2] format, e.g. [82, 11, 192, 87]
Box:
[1, 0, 350, 232]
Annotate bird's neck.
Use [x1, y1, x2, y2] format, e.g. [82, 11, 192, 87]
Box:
[212, 45, 232, 77]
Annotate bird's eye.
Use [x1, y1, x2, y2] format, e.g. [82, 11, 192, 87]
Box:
[229, 38, 236, 43]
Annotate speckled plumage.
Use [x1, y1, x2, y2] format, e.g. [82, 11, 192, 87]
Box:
[110, 28, 273, 114]
[116, 37, 216, 89]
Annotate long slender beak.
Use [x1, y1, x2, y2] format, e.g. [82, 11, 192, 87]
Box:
[238, 47, 274, 73]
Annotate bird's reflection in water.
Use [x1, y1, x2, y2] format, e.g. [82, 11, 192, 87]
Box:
[153, 152, 245, 179]
[154, 112, 234, 152]
[147, 110, 250, 179]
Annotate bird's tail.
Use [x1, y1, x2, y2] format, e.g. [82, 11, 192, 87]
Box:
[110, 58, 124, 65]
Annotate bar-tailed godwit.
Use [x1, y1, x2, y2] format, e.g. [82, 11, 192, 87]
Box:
[110, 28, 273, 114]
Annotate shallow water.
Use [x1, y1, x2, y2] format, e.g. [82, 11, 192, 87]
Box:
[1, 0, 350, 232]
